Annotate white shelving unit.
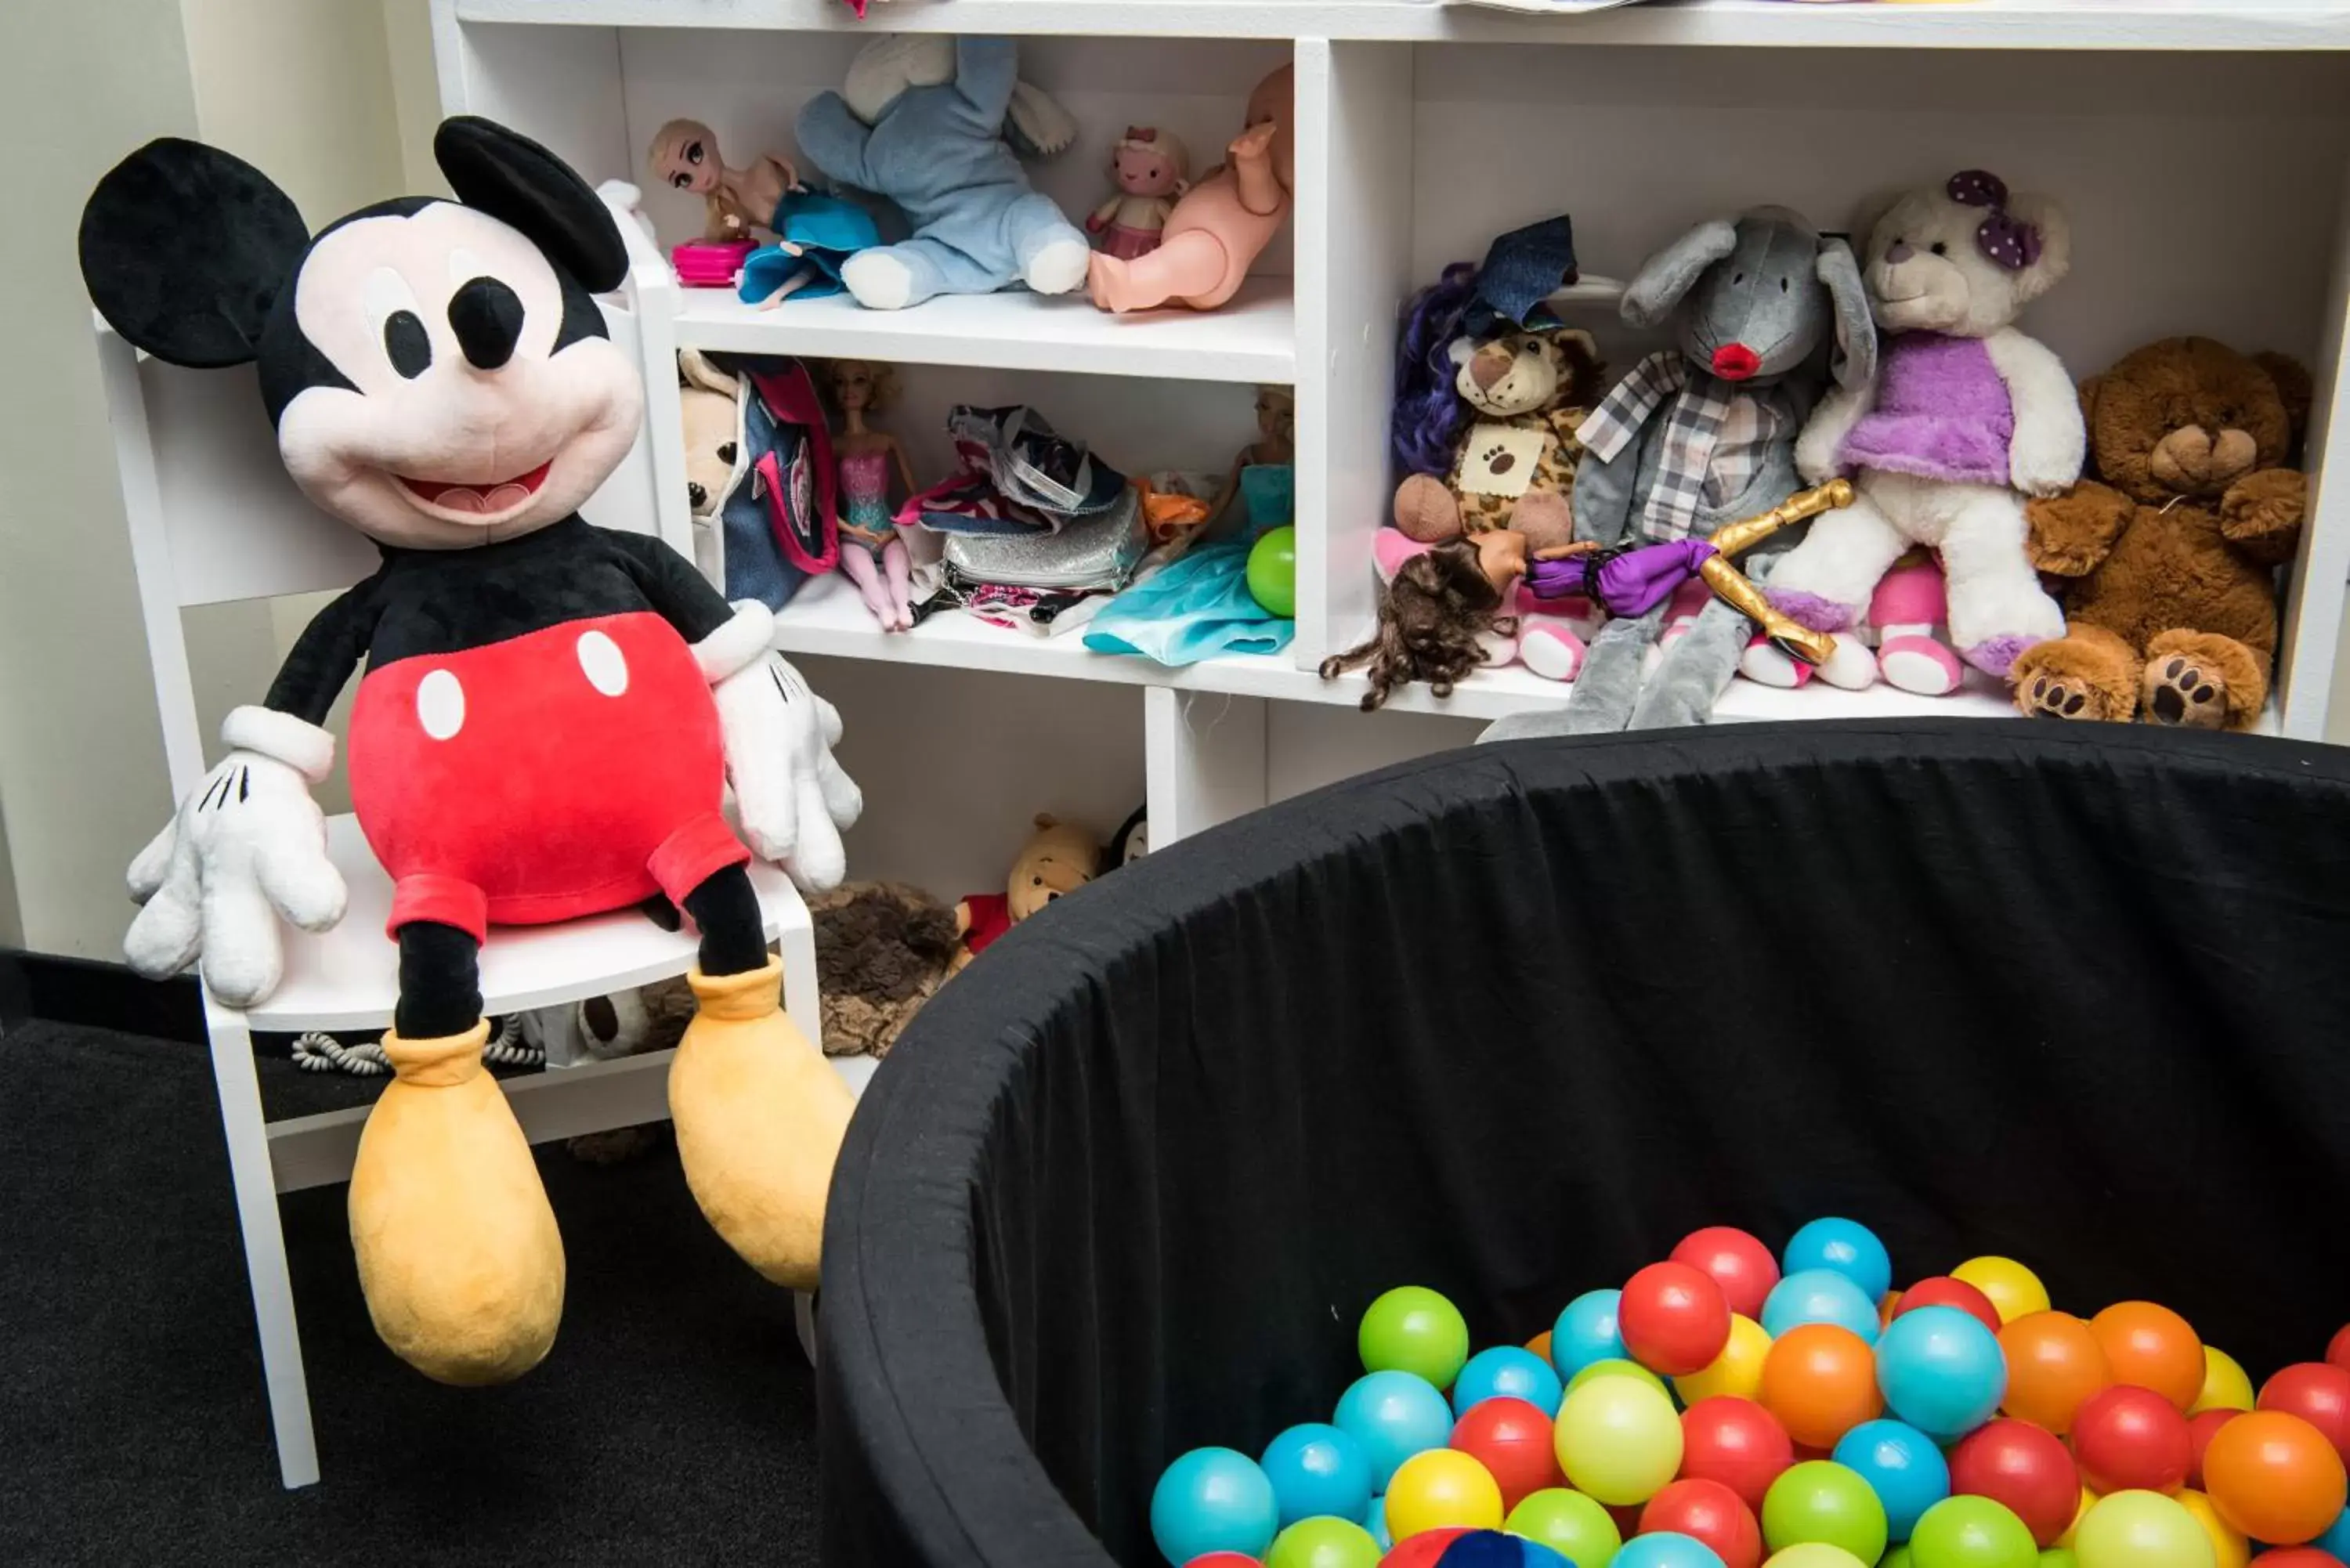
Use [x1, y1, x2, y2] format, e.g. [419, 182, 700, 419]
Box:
[431, 0, 2350, 885]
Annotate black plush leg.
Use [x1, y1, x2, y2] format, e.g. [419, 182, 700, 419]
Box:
[393, 920, 484, 1039]
[682, 862, 767, 977]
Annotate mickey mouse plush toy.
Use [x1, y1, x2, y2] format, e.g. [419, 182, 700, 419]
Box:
[81, 118, 862, 1385]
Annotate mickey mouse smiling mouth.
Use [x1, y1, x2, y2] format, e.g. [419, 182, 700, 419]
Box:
[396, 459, 555, 517]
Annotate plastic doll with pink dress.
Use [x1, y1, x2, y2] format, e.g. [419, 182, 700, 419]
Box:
[1090, 65, 1292, 314]
[822, 360, 921, 632]
[1085, 128, 1188, 262]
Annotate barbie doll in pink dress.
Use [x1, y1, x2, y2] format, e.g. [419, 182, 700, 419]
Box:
[825, 360, 920, 632]
[1088, 66, 1292, 314]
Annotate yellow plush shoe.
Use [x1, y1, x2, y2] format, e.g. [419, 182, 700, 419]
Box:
[347, 1021, 565, 1385]
[669, 959, 855, 1291]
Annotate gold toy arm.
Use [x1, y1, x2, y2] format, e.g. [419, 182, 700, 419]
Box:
[1694, 479, 1857, 667]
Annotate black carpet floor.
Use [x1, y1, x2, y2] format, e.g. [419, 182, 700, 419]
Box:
[0, 1019, 824, 1566]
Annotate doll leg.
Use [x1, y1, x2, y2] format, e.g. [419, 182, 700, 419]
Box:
[1936, 487, 2067, 676]
[1869, 558, 1963, 697]
[1629, 596, 1749, 730]
[882, 537, 916, 631]
[1480, 602, 1665, 743]
[2141, 630, 2267, 732]
[1645, 577, 1713, 676]
[838, 545, 898, 630]
[667, 860, 854, 1291]
[1005, 190, 1091, 296]
[1762, 490, 1911, 633]
[1088, 230, 1232, 314]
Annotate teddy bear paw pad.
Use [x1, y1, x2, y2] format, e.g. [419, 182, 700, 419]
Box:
[2023, 671, 2096, 721]
[2143, 656, 2228, 729]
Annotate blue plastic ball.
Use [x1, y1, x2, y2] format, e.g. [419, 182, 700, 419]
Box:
[1614, 1530, 1730, 1568]
[1453, 1346, 1567, 1417]
[1260, 1422, 1374, 1528]
[1423, 1533, 1575, 1567]
[1831, 1418, 1953, 1540]
[2313, 1501, 2349, 1562]
[1364, 1493, 1394, 1552]
[1784, 1218, 1894, 1305]
[1333, 1370, 1455, 1490]
[1874, 1305, 2007, 1440]
[1151, 1446, 1278, 1566]
[1762, 1268, 1883, 1343]
[1552, 1289, 1629, 1379]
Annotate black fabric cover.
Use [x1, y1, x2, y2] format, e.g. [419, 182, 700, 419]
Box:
[819, 721, 2350, 1568]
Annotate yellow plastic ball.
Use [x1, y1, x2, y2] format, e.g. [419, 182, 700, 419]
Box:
[2189, 1349, 2255, 1415]
[2059, 1490, 2099, 1551]
[1554, 1372, 1684, 1506]
[2073, 1490, 2215, 1568]
[2171, 1491, 2246, 1568]
[1385, 1448, 1503, 1541]
[1678, 1314, 1774, 1405]
[1950, 1258, 2052, 1325]
[1571, 1358, 1675, 1399]
[1766, 1546, 1872, 1568]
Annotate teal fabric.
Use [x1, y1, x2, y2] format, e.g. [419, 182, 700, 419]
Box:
[1083, 541, 1294, 666]
[736, 190, 879, 304]
[1238, 463, 1295, 530]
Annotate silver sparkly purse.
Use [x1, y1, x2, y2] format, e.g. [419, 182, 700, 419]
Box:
[941, 486, 1148, 592]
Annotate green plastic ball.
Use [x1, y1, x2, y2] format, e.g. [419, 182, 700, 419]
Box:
[1884, 1548, 1917, 1568]
[1508, 1487, 1625, 1568]
[1358, 1287, 1470, 1390]
[2040, 1550, 2078, 1568]
[1567, 1357, 1675, 1399]
[1910, 1497, 2038, 1568]
[1267, 1514, 1383, 1568]
[1246, 525, 1298, 618]
[1764, 1461, 1892, 1566]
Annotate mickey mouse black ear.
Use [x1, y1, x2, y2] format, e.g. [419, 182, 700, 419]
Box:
[80, 138, 309, 368]
[435, 116, 630, 294]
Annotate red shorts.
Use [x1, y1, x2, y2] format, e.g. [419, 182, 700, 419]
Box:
[348, 611, 748, 943]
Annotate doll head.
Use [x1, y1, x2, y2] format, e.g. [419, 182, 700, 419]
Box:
[1319, 539, 1511, 711]
[1112, 128, 1188, 197]
[649, 119, 722, 195]
[1253, 385, 1296, 452]
[822, 359, 901, 417]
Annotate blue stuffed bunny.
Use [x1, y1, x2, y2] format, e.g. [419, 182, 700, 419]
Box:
[796, 36, 1090, 310]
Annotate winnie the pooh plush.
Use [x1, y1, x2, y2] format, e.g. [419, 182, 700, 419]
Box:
[2008, 337, 2307, 731]
[954, 815, 1101, 970]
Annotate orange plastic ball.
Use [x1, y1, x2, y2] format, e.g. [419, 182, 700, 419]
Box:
[1999, 1312, 2114, 1436]
[2091, 1303, 2205, 1413]
[2200, 1411, 2349, 1545]
[1759, 1324, 1883, 1451]
[1528, 1331, 1554, 1364]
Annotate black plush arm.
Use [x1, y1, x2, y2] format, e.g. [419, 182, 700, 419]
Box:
[606, 528, 737, 643]
[260, 578, 384, 726]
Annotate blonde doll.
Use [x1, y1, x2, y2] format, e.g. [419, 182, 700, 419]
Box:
[822, 360, 921, 632]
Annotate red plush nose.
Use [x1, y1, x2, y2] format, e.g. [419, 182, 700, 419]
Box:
[1712, 345, 1761, 381]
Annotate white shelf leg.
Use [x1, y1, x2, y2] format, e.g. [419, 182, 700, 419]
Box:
[2277, 149, 2350, 740]
[1146, 687, 1269, 848]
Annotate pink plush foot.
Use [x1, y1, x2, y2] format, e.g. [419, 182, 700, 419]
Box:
[1375, 529, 1431, 583]
[1518, 621, 1585, 682]
[1741, 634, 1812, 689]
[1876, 630, 1963, 696]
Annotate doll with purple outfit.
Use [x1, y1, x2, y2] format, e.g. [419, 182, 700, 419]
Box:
[821, 360, 921, 632]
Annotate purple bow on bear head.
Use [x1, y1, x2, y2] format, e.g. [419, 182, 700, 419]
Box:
[1947, 169, 2042, 272]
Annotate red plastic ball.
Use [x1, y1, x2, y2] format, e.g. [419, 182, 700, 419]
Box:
[2073, 1384, 2193, 1495]
[1622, 1261, 1734, 1377]
[1452, 1396, 1563, 1511]
[1184, 1555, 1264, 1567]
[1672, 1227, 1783, 1322]
[2249, 1552, 2346, 1568]
[1890, 1277, 2005, 1339]
[2261, 1363, 2350, 1465]
[1641, 1477, 1764, 1568]
[2189, 1408, 2244, 1489]
[1679, 1396, 1797, 1514]
[2329, 1325, 2350, 1372]
[1947, 1418, 2083, 1547]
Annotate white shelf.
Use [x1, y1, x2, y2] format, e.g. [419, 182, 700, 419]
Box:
[671, 276, 1295, 384]
[457, 0, 2350, 51]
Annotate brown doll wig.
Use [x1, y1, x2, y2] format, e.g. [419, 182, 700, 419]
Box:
[1319, 540, 1510, 711]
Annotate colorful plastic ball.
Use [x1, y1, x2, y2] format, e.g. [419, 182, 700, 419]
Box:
[2331, 1327, 2350, 1373]
[1784, 1221, 1894, 1306]
[1951, 1261, 2051, 1328]
[2194, 1351, 2258, 1417]
[1184, 1555, 1264, 1568]
[1263, 1423, 1377, 1528]
[1246, 526, 1298, 618]
[2318, 1498, 2350, 1561]
[1625, 1263, 1737, 1378]
[1767, 1272, 1885, 1345]
[1378, 1529, 1574, 1568]
[1267, 1516, 1383, 1568]
[1949, 1419, 2082, 1548]
[1556, 1371, 1686, 1505]
[1677, 1228, 1785, 1321]
[2090, 1306, 2205, 1414]
[1683, 1317, 1778, 1407]
[2074, 1386, 2193, 1496]
[1574, 1358, 1676, 1398]
[1618, 1530, 1734, 1568]
[2171, 1490, 2247, 1568]
[2189, 1413, 2242, 1490]
[1889, 1547, 1917, 1568]
[1556, 1292, 1633, 1380]
[1453, 1347, 1566, 1419]
[2247, 1552, 2346, 1568]
[2063, 1490, 2099, 1550]
[1155, 1447, 1281, 1566]
[1764, 1461, 1891, 1565]
[1528, 1331, 1555, 1364]
[1338, 1372, 1459, 1491]
[1507, 1487, 1623, 1568]
[1647, 1478, 1767, 1568]
[2071, 1490, 2215, 1568]
[2260, 1365, 2350, 1464]
[1365, 1495, 1393, 1552]
[1896, 1281, 2005, 1340]
[1763, 1325, 1886, 1450]
[1875, 1307, 2008, 1441]
[1835, 1419, 1954, 1541]
[1911, 1497, 2040, 1568]
[1386, 1451, 1505, 1541]
[1685, 1397, 1801, 1513]
[2043, 1551, 2078, 1568]
[2201, 1412, 2348, 1545]
[2001, 1314, 2114, 1436]
[1763, 1546, 1870, 1568]
[1363, 1288, 1473, 1392]
[1450, 1396, 1562, 1510]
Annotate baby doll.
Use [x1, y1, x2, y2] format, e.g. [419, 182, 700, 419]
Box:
[823, 359, 921, 632]
[1086, 127, 1189, 261]
[1090, 65, 1292, 314]
[648, 119, 801, 242]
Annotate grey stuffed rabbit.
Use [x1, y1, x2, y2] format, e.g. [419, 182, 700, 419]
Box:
[1484, 208, 1876, 739]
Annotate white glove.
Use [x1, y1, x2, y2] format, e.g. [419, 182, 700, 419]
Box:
[697, 605, 863, 892]
[125, 706, 346, 1008]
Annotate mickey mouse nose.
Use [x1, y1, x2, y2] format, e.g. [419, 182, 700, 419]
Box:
[448, 276, 524, 370]
[1712, 344, 1761, 381]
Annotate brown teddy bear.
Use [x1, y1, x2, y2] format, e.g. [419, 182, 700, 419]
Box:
[2008, 337, 2308, 731]
[1391, 326, 1601, 550]
[954, 814, 1101, 970]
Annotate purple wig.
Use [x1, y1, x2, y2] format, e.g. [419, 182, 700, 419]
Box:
[1391, 262, 1480, 478]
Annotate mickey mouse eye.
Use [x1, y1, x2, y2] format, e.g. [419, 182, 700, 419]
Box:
[685, 140, 704, 166]
[363, 267, 432, 380]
